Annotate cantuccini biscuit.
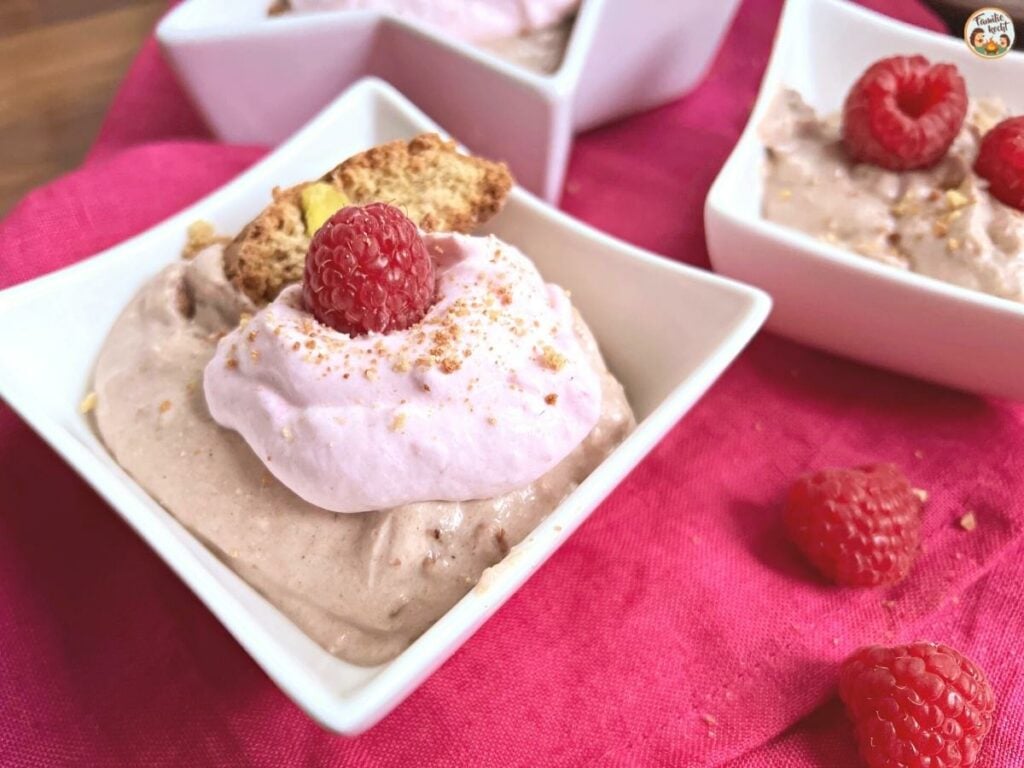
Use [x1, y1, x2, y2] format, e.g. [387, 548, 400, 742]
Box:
[223, 134, 513, 304]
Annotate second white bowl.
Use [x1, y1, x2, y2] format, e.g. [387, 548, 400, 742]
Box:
[705, 0, 1024, 400]
[156, 0, 741, 202]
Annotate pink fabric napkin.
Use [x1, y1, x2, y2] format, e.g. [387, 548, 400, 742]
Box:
[2, 1, 1023, 765]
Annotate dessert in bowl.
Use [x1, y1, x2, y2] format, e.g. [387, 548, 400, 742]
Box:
[705, 0, 1024, 401]
[90, 134, 634, 665]
[760, 55, 1024, 303]
[268, 0, 580, 74]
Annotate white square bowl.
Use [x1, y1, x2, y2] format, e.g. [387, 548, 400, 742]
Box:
[0, 77, 768, 735]
[155, 0, 741, 202]
[705, 0, 1024, 401]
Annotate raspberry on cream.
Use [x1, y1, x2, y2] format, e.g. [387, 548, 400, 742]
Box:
[204, 232, 603, 513]
[285, 0, 579, 43]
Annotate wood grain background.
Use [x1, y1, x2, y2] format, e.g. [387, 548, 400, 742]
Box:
[0, 0, 165, 214]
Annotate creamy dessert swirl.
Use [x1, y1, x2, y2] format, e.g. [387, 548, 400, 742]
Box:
[204, 232, 603, 513]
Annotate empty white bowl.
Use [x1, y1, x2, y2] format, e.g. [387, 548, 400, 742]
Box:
[156, 0, 741, 202]
[705, 0, 1024, 401]
[0, 78, 768, 734]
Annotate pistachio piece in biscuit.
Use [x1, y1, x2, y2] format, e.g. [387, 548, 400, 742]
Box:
[223, 133, 513, 304]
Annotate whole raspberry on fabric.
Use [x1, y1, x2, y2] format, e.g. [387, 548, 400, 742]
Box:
[842, 55, 967, 170]
[302, 202, 435, 335]
[783, 463, 922, 586]
[840, 642, 996, 768]
[974, 116, 1024, 212]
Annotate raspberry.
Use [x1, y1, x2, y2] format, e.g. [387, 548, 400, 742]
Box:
[783, 464, 922, 586]
[302, 203, 435, 335]
[842, 55, 967, 170]
[974, 116, 1024, 212]
[840, 642, 996, 768]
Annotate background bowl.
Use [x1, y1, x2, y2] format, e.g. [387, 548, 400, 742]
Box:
[156, 0, 741, 201]
[705, 0, 1024, 400]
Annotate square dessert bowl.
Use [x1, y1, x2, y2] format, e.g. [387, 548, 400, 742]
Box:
[155, 0, 741, 202]
[0, 78, 769, 734]
[705, 0, 1024, 401]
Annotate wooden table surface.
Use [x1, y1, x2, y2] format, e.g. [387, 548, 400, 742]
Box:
[0, 0, 165, 215]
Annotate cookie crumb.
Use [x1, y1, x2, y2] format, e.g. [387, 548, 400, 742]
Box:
[701, 713, 718, 727]
[537, 345, 567, 372]
[959, 511, 977, 532]
[945, 189, 971, 210]
[79, 391, 98, 414]
[182, 219, 228, 259]
[281, 425, 294, 442]
[158, 400, 172, 414]
[544, 393, 558, 406]
[912, 487, 928, 503]
[390, 413, 407, 432]
[439, 357, 462, 374]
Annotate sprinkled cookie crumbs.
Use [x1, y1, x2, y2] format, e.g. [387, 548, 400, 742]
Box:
[364, 368, 378, 382]
[486, 416, 497, 426]
[959, 511, 977, 532]
[225, 357, 238, 370]
[281, 426, 294, 441]
[390, 413, 407, 431]
[945, 189, 971, 210]
[158, 400, 172, 414]
[79, 391, 98, 414]
[544, 393, 558, 405]
[182, 219, 229, 259]
[912, 488, 928, 503]
[537, 345, 567, 372]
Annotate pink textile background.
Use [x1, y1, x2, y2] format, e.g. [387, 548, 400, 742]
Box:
[2, 0, 1023, 765]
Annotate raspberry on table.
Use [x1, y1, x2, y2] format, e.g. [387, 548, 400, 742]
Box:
[783, 463, 922, 587]
[840, 642, 996, 768]
[302, 202, 435, 336]
[842, 55, 967, 171]
[974, 116, 1024, 212]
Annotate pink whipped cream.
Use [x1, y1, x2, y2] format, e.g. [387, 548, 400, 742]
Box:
[204, 232, 602, 513]
[286, 0, 579, 42]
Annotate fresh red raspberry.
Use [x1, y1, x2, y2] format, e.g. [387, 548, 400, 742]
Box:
[783, 463, 922, 586]
[302, 203, 435, 335]
[842, 55, 967, 170]
[840, 642, 996, 768]
[974, 116, 1024, 212]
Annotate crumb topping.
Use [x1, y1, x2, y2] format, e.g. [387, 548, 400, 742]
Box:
[79, 391, 98, 414]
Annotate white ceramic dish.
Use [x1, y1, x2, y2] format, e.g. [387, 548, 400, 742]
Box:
[705, 0, 1024, 401]
[156, 0, 741, 202]
[0, 78, 768, 734]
